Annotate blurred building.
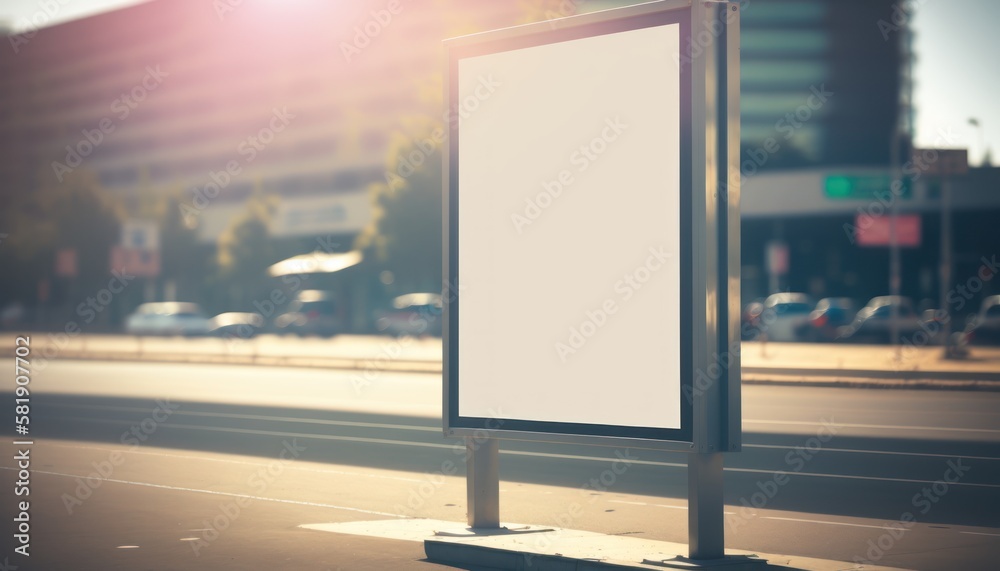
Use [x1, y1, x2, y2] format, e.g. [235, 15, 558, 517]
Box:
[733, 0, 1000, 311]
[0, 0, 517, 242]
[740, 0, 901, 169]
[2, 0, 997, 328]
[0, 0, 521, 327]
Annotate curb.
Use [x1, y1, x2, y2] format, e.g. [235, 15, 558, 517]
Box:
[746, 366, 1000, 382]
[5, 349, 1000, 391]
[5, 349, 442, 374]
[741, 374, 1000, 391]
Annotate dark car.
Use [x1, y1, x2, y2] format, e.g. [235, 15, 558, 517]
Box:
[0, 302, 26, 329]
[375, 293, 443, 337]
[273, 290, 342, 337]
[838, 296, 925, 344]
[968, 295, 1000, 345]
[799, 297, 858, 342]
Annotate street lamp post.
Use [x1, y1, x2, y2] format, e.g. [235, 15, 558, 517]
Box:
[915, 148, 968, 357]
[968, 118, 985, 166]
[940, 172, 952, 354]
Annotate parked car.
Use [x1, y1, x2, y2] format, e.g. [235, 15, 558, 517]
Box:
[273, 290, 342, 337]
[124, 302, 211, 336]
[968, 295, 1000, 345]
[0, 302, 26, 329]
[838, 296, 925, 344]
[798, 297, 858, 342]
[375, 293, 443, 337]
[208, 312, 265, 339]
[759, 292, 813, 342]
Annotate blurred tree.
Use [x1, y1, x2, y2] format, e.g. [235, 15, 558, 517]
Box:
[215, 191, 286, 310]
[0, 167, 123, 325]
[157, 191, 215, 304]
[211, 191, 332, 314]
[355, 116, 443, 295]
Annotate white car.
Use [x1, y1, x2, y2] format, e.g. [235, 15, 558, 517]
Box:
[125, 302, 211, 336]
[760, 292, 814, 342]
[968, 295, 1000, 345]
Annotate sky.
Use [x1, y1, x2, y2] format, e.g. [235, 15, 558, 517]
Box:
[1, 0, 997, 166]
[908, 0, 997, 165]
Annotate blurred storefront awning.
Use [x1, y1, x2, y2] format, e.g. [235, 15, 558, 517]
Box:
[267, 250, 363, 277]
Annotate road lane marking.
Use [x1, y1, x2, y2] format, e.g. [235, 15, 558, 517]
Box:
[40, 442, 425, 483]
[34, 420, 1000, 488]
[95, 412, 1000, 461]
[0, 466, 406, 518]
[46, 407, 1000, 462]
[43, 403, 1000, 453]
[8, 463, 987, 542]
[133, 421, 685, 466]
[744, 419, 1000, 435]
[157, 425, 1000, 488]
[49, 417, 686, 466]
[44, 403, 441, 432]
[609, 500, 684, 510]
[730, 467, 1000, 489]
[37, 394, 1000, 436]
[499, 449, 683, 467]
[54, 416, 458, 449]
[608, 500, 737, 515]
[762, 516, 901, 530]
[743, 444, 1000, 462]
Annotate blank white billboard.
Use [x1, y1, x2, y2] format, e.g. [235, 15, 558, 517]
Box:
[455, 21, 684, 432]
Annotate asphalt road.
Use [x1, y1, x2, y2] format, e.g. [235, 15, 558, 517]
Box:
[2, 359, 999, 570]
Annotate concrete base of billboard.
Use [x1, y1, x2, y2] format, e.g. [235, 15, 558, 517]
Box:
[424, 534, 768, 570]
[300, 519, 913, 571]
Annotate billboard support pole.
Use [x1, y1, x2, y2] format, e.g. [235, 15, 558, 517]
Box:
[688, 452, 725, 560]
[466, 436, 500, 528]
[686, 0, 740, 562]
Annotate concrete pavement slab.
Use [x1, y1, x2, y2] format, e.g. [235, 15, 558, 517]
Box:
[301, 519, 916, 571]
[1, 470, 467, 571]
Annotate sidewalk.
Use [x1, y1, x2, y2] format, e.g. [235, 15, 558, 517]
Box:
[8, 439, 921, 571]
[8, 467, 462, 571]
[10, 470, 920, 571]
[311, 519, 917, 571]
[740, 340, 1000, 388]
[3, 332, 1000, 389]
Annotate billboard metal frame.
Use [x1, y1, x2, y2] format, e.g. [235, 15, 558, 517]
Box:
[444, 0, 739, 454]
[442, 0, 742, 560]
[445, 0, 693, 450]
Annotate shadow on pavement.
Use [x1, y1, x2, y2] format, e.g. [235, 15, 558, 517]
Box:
[4, 392, 999, 530]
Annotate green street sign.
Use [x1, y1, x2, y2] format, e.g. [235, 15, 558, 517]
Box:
[824, 174, 911, 200]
